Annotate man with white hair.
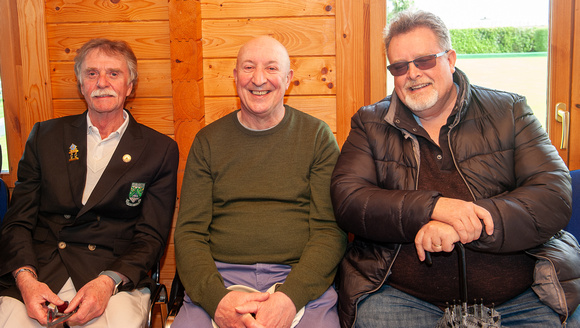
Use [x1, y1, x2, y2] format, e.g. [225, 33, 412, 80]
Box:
[0, 38, 179, 327]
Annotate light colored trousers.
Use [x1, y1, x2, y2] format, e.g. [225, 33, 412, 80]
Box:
[0, 277, 150, 328]
[171, 261, 340, 328]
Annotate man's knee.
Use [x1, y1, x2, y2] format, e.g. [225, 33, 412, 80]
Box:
[296, 286, 340, 328]
[0, 296, 42, 328]
[171, 293, 213, 328]
[89, 289, 150, 328]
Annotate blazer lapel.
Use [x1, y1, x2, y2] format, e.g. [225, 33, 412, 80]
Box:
[65, 113, 89, 209]
[77, 113, 146, 217]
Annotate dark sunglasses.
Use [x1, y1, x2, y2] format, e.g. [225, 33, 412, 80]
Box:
[387, 50, 450, 76]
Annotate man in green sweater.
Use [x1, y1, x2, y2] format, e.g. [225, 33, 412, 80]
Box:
[173, 36, 347, 328]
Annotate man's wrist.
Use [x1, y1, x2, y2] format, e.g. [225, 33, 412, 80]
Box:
[99, 270, 123, 295]
[13, 267, 37, 282]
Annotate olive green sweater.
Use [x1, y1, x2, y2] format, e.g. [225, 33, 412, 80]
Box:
[175, 106, 347, 318]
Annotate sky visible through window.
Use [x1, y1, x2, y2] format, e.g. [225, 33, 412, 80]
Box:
[412, 0, 548, 29]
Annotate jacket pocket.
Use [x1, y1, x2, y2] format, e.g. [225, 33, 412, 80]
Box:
[526, 230, 580, 322]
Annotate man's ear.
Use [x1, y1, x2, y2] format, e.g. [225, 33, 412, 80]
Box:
[285, 69, 294, 89]
[447, 49, 457, 73]
[126, 82, 134, 97]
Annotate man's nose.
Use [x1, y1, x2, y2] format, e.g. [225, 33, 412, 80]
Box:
[252, 69, 266, 85]
[96, 73, 108, 88]
[407, 61, 423, 78]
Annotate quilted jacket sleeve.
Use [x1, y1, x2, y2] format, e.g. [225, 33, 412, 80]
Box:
[331, 102, 442, 244]
[468, 95, 572, 253]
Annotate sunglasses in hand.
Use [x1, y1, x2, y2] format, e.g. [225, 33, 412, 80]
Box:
[46, 301, 77, 328]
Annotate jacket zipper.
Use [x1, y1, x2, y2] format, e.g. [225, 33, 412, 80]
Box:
[446, 126, 477, 202]
[351, 127, 414, 328]
[349, 244, 402, 328]
[447, 119, 567, 327]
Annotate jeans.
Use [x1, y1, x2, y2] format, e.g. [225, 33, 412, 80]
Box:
[355, 284, 580, 328]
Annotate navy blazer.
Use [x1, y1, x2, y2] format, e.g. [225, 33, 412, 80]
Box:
[0, 111, 179, 300]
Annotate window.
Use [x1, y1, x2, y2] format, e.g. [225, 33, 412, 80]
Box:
[387, 0, 549, 128]
[0, 79, 7, 173]
[0, 0, 22, 183]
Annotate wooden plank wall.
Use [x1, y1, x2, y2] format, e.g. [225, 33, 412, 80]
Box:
[3, 0, 386, 326]
[200, 0, 338, 132]
[45, 0, 174, 136]
[163, 2, 343, 319]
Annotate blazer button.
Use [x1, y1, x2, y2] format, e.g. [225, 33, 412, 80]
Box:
[64, 214, 71, 219]
[58, 241, 67, 249]
[88, 244, 96, 251]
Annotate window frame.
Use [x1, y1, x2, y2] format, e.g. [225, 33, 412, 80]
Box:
[0, 0, 24, 186]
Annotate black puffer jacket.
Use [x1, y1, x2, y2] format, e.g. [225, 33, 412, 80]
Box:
[331, 69, 572, 328]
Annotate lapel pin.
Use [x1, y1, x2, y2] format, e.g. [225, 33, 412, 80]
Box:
[122, 154, 132, 163]
[69, 144, 79, 162]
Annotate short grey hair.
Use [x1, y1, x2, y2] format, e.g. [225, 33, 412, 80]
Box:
[383, 10, 452, 58]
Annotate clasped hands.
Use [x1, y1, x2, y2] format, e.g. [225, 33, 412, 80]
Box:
[214, 290, 296, 328]
[415, 197, 494, 262]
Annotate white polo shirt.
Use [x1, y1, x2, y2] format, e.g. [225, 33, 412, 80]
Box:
[82, 111, 129, 205]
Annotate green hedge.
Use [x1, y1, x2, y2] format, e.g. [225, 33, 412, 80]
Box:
[450, 27, 548, 54]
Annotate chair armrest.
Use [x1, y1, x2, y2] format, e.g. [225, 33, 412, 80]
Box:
[147, 262, 168, 328]
[165, 272, 185, 327]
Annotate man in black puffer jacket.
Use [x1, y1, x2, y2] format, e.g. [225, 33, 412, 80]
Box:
[331, 9, 579, 328]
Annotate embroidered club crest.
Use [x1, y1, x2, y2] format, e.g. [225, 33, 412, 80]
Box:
[126, 182, 145, 206]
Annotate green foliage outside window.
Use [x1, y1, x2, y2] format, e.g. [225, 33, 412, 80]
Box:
[387, 0, 415, 23]
[386, 0, 548, 55]
[450, 27, 548, 54]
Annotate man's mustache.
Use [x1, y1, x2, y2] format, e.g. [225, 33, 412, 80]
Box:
[90, 89, 118, 97]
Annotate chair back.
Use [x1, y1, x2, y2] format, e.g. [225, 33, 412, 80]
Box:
[0, 143, 7, 225]
[0, 178, 8, 226]
[565, 169, 580, 239]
